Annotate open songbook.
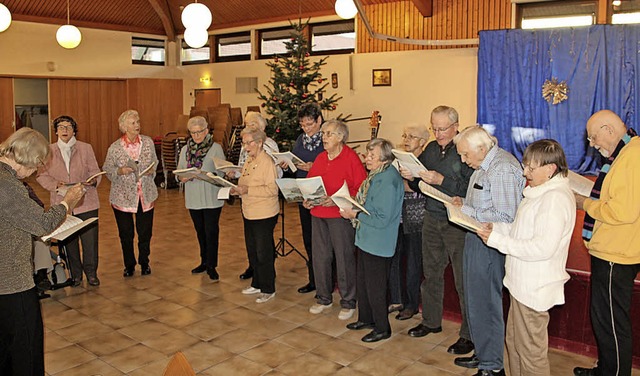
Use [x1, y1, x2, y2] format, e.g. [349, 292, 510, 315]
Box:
[444, 203, 483, 232]
[126, 159, 156, 181]
[391, 149, 428, 177]
[212, 157, 241, 173]
[567, 170, 594, 197]
[331, 181, 369, 215]
[268, 152, 304, 173]
[42, 216, 98, 242]
[56, 171, 107, 196]
[418, 181, 454, 204]
[174, 168, 237, 188]
[275, 176, 326, 205]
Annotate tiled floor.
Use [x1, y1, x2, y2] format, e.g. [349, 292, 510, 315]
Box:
[29, 178, 635, 375]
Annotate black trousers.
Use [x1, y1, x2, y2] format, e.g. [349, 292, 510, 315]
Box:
[298, 203, 314, 284]
[356, 248, 392, 333]
[113, 202, 154, 269]
[63, 209, 99, 281]
[0, 288, 44, 376]
[189, 207, 222, 268]
[590, 255, 640, 376]
[244, 215, 278, 294]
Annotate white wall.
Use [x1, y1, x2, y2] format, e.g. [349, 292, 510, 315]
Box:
[0, 21, 478, 147]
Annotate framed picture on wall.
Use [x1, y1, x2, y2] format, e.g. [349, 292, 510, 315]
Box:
[372, 69, 391, 87]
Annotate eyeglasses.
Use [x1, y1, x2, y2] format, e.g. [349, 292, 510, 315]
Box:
[299, 119, 317, 128]
[241, 140, 256, 147]
[521, 163, 543, 173]
[401, 133, 420, 140]
[430, 123, 456, 134]
[587, 125, 607, 144]
[190, 128, 208, 136]
[322, 131, 341, 138]
[57, 125, 74, 131]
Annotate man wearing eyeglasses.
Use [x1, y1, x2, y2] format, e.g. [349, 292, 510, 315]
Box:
[400, 105, 475, 356]
[573, 110, 640, 376]
[449, 126, 525, 376]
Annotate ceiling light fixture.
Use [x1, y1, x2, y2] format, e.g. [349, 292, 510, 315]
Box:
[0, 3, 12, 33]
[56, 0, 82, 49]
[184, 27, 209, 49]
[181, 1, 212, 29]
[612, 0, 622, 6]
[335, 0, 358, 19]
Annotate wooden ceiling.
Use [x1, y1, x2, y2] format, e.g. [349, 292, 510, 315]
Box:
[3, 0, 423, 41]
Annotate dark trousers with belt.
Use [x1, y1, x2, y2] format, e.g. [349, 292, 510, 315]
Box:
[189, 207, 222, 269]
[0, 288, 44, 376]
[388, 223, 423, 312]
[298, 203, 314, 285]
[244, 214, 278, 294]
[113, 202, 154, 269]
[357, 248, 392, 333]
[590, 255, 640, 376]
[464, 233, 505, 371]
[64, 209, 99, 281]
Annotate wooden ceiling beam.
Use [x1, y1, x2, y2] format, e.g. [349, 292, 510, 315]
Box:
[411, 0, 432, 17]
[146, 0, 176, 41]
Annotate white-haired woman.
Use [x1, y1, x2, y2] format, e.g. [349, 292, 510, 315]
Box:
[0, 128, 84, 374]
[103, 109, 158, 277]
[177, 116, 226, 281]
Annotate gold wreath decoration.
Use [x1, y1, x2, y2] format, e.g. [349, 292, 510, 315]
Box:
[542, 78, 569, 105]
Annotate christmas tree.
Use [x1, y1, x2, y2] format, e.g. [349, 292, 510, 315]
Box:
[257, 20, 342, 150]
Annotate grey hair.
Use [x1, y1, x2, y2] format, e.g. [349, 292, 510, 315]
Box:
[403, 124, 430, 140]
[187, 116, 209, 131]
[322, 119, 349, 143]
[244, 111, 267, 131]
[240, 127, 266, 144]
[367, 138, 395, 164]
[453, 125, 497, 151]
[0, 128, 50, 169]
[118, 110, 139, 133]
[431, 105, 459, 125]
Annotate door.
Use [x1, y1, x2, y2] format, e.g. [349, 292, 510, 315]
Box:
[0, 78, 14, 141]
[194, 88, 221, 109]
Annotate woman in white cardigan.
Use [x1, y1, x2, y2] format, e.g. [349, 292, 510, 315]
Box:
[477, 139, 576, 376]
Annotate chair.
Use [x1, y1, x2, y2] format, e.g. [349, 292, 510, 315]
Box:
[162, 352, 195, 376]
[159, 132, 187, 190]
[246, 105, 261, 114]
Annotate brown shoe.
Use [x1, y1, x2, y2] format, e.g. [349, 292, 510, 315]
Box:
[395, 309, 418, 320]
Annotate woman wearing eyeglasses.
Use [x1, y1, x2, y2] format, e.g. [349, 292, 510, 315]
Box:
[231, 128, 279, 304]
[177, 116, 226, 281]
[37, 115, 103, 287]
[305, 119, 367, 321]
[477, 139, 576, 376]
[387, 125, 430, 320]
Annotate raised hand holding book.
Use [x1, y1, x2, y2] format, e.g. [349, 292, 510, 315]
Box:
[138, 161, 156, 179]
[276, 177, 327, 205]
[85, 171, 106, 184]
[331, 181, 370, 215]
[212, 157, 241, 172]
[444, 202, 482, 232]
[418, 181, 454, 204]
[197, 172, 237, 188]
[173, 167, 201, 180]
[42, 216, 98, 241]
[269, 152, 304, 173]
[391, 149, 428, 177]
[567, 170, 594, 197]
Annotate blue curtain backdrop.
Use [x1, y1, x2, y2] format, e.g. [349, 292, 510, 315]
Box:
[477, 25, 640, 174]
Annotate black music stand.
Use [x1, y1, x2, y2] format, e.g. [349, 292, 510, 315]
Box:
[275, 196, 308, 261]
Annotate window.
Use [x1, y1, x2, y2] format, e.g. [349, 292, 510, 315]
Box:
[131, 37, 165, 65]
[181, 40, 211, 65]
[215, 32, 251, 62]
[310, 21, 355, 55]
[259, 27, 293, 58]
[517, 0, 596, 29]
[612, 0, 640, 24]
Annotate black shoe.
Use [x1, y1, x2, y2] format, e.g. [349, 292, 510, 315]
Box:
[454, 354, 480, 369]
[361, 330, 391, 343]
[71, 279, 82, 287]
[141, 265, 151, 275]
[191, 264, 207, 274]
[297, 283, 316, 294]
[473, 370, 505, 376]
[123, 267, 134, 277]
[447, 337, 474, 355]
[346, 321, 375, 330]
[239, 267, 253, 280]
[88, 276, 101, 286]
[407, 323, 442, 337]
[37, 290, 51, 300]
[207, 267, 219, 282]
[573, 367, 598, 376]
[395, 309, 418, 321]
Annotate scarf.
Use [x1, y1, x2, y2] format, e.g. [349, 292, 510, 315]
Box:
[57, 136, 76, 173]
[352, 163, 390, 228]
[186, 133, 213, 169]
[302, 132, 322, 152]
[582, 128, 637, 241]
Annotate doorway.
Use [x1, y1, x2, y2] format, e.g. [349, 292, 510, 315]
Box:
[194, 88, 221, 109]
[14, 78, 50, 141]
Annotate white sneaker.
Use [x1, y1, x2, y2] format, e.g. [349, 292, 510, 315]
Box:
[338, 308, 355, 320]
[256, 292, 275, 303]
[309, 303, 333, 314]
[242, 286, 261, 295]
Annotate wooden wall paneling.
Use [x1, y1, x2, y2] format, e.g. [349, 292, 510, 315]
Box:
[0, 78, 14, 141]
